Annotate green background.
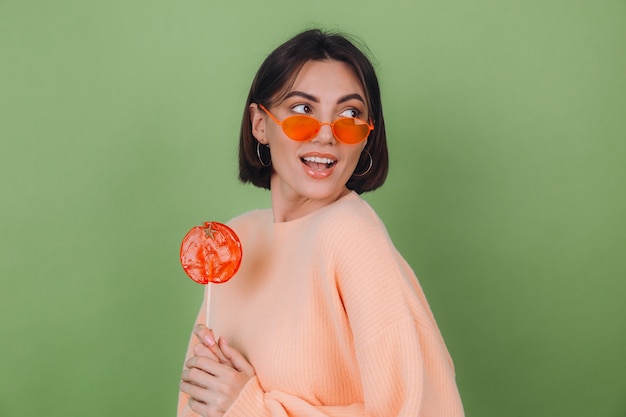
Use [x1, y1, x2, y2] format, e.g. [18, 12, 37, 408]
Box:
[1, 1, 625, 416]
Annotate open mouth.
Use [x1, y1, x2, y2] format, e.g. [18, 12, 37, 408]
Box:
[301, 155, 337, 171]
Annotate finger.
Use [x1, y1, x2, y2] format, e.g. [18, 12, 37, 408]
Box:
[180, 379, 207, 397]
[195, 342, 234, 368]
[193, 324, 217, 347]
[184, 371, 242, 415]
[181, 366, 213, 388]
[189, 395, 225, 417]
[182, 366, 235, 414]
[185, 355, 232, 380]
[187, 394, 211, 417]
[218, 337, 255, 376]
[206, 340, 230, 365]
[193, 326, 230, 364]
[193, 342, 220, 362]
[181, 364, 230, 402]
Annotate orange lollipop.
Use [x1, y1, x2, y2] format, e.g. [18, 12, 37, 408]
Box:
[180, 222, 242, 284]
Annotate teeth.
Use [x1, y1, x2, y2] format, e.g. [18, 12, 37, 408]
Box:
[303, 156, 335, 164]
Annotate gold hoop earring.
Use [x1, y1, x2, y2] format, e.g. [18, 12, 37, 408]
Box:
[353, 149, 373, 177]
[256, 142, 271, 167]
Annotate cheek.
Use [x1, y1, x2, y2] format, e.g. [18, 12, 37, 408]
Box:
[266, 124, 290, 147]
[266, 134, 299, 164]
[347, 147, 365, 167]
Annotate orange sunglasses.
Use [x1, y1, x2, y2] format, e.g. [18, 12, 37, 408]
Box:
[258, 104, 374, 145]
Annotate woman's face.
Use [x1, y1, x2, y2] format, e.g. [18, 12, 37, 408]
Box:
[251, 59, 369, 219]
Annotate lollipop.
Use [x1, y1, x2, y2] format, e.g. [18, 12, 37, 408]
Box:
[180, 221, 242, 326]
[180, 221, 242, 284]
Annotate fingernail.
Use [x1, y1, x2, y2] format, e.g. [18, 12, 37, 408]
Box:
[204, 332, 216, 346]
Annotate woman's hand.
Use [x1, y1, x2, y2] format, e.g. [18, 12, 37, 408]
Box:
[180, 325, 256, 417]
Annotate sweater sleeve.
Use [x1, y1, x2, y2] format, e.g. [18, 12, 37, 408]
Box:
[221, 323, 461, 417]
[329, 205, 465, 417]
[221, 328, 462, 417]
[223, 378, 368, 417]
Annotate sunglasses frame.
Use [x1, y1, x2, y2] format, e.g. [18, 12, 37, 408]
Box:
[258, 103, 374, 144]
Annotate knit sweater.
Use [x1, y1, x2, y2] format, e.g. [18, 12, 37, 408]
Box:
[177, 191, 464, 416]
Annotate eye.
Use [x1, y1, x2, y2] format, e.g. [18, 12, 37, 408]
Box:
[292, 104, 312, 114]
[339, 108, 361, 119]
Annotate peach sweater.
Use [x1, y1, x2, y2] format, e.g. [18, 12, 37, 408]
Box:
[177, 192, 464, 416]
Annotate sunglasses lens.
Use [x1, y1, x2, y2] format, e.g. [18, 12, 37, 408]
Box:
[278, 114, 370, 144]
[333, 118, 370, 144]
[282, 116, 320, 141]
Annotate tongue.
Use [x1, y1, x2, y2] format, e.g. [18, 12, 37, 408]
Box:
[304, 161, 329, 171]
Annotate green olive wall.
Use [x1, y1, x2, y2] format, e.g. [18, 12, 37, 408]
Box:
[1, 1, 625, 416]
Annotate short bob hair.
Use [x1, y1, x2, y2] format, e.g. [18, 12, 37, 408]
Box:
[238, 29, 388, 194]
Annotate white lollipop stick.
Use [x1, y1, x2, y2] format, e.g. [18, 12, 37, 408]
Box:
[205, 282, 212, 327]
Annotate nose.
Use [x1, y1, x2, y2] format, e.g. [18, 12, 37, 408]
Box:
[312, 121, 336, 144]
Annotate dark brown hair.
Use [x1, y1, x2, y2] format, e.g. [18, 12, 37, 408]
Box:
[238, 29, 388, 194]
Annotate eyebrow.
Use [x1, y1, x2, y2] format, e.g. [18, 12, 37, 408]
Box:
[283, 91, 366, 105]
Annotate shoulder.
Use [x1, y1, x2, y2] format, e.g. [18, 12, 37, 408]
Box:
[316, 192, 393, 251]
[226, 208, 272, 239]
[310, 193, 407, 286]
[227, 208, 271, 227]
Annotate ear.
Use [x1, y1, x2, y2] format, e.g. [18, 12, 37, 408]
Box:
[249, 103, 268, 144]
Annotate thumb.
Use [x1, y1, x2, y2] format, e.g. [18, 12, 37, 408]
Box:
[218, 338, 255, 377]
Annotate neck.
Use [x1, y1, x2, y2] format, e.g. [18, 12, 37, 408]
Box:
[270, 181, 350, 223]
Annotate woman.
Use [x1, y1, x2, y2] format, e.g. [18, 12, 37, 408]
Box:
[178, 29, 464, 417]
